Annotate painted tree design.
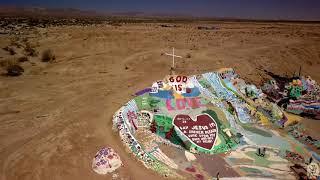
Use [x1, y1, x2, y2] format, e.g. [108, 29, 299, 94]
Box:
[165, 126, 175, 139]
[149, 98, 160, 108]
[150, 121, 157, 133]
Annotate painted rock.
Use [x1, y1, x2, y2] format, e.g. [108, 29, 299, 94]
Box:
[92, 147, 122, 174]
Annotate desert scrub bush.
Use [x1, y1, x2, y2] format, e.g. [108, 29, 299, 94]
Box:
[2, 46, 16, 55]
[6, 65, 24, 76]
[110, 21, 122, 26]
[0, 59, 23, 76]
[0, 58, 18, 68]
[2, 46, 9, 51]
[10, 39, 22, 48]
[41, 49, 56, 62]
[22, 38, 29, 44]
[24, 42, 38, 57]
[18, 56, 29, 62]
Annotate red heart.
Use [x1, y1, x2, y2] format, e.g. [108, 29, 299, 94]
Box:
[173, 114, 218, 150]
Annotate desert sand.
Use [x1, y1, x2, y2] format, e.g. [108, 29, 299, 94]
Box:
[0, 21, 320, 180]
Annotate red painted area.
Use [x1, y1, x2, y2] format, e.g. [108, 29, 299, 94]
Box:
[166, 97, 206, 111]
[127, 111, 138, 130]
[185, 166, 196, 173]
[195, 174, 204, 180]
[169, 75, 188, 83]
[168, 75, 188, 93]
[173, 114, 218, 150]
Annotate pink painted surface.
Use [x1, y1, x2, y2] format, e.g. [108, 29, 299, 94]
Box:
[166, 97, 206, 111]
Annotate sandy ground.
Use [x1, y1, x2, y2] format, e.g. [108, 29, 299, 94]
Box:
[0, 22, 320, 180]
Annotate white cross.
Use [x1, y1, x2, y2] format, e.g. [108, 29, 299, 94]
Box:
[165, 47, 182, 69]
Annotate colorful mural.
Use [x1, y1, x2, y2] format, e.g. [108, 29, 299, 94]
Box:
[92, 147, 122, 174]
[112, 68, 320, 179]
[262, 73, 320, 119]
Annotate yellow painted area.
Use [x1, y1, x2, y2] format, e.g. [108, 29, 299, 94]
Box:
[247, 105, 255, 112]
[215, 136, 221, 146]
[217, 68, 234, 73]
[256, 112, 270, 125]
[162, 83, 171, 90]
[207, 105, 229, 125]
[173, 92, 183, 99]
[245, 98, 256, 107]
[284, 112, 302, 127]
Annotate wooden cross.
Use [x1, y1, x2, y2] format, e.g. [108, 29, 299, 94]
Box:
[165, 47, 182, 69]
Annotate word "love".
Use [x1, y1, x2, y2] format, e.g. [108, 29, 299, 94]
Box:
[166, 97, 206, 111]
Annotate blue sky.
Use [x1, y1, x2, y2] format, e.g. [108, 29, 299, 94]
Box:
[1, 0, 320, 20]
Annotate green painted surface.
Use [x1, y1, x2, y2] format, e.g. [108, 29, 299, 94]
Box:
[240, 167, 263, 174]
[242, 125, 273, 138]
[154, 115, 173, 132]
[135, 94, 161, 110]
[289, 86, 302, 98]
[193, 109, 239, 154]
[295, 145, 304, 154]
[245, 151, 271, 167]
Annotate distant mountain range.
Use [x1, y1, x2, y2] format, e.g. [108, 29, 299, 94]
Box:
[0, 6, 103, 18]
[0, 6, 193, 18]
[0, 6, 319, 22]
